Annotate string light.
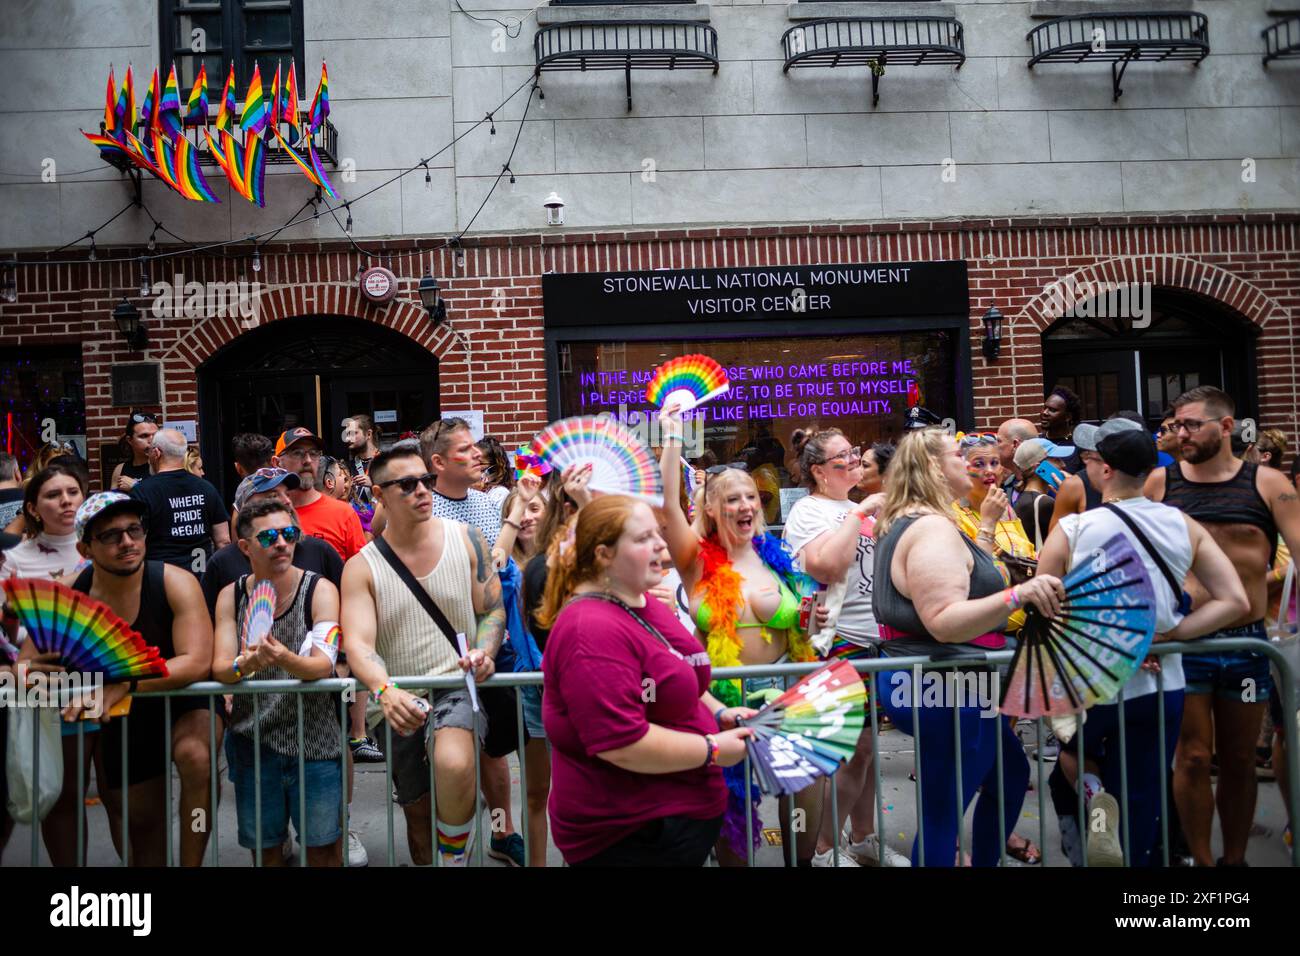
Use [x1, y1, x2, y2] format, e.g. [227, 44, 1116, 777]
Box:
[147, 225, 158, 251]
[252, 248, 261, 273]
[344, 204, 353, 235]
[87, 236, 96, 261]
[424, 163, 431, 190]
[138, 257, 150, 296]
[1, 261, 16, 304]
[488, 112, 496, 135]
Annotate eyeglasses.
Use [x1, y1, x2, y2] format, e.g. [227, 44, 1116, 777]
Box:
[93, 522, 146, 546]
[1156, 425, 1171, 436]
[130, 412, 157, 424]
[959, 433, 999, 448]
[378, 472, 437, 496]
[254, 525, 302, 548]
[281, 447, 322, 461]
[822, 446, 862, 466]
[1169, 418, 1216, 435]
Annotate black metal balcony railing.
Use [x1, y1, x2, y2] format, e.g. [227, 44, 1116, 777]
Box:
[534, 20, 720, 110]
[781, 16, 965, 107]
[1026, 12, 1209, 102]
[1262, 14, 1300, 66]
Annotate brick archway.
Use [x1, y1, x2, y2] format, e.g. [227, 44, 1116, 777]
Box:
[1016, 255, 1283, 332]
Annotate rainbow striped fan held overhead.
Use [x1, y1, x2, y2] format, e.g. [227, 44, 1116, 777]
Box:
[242, 578, 277, 648]
[740, 660, 867, 795]
[527, 415, 663, 506]
[0, 578, 168, 683]
[1000, 532, 1157, 719]
[644, 354, 730, 413]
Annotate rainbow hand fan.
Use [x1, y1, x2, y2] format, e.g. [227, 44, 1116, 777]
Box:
[740, 660, 867, 795]
[527, 416, 663, 506]
[242, 579, 277, 647]
[513, 447, 552, 482]
[644, 354, 729, 412]
[1000, 533, 1157, 719]
[0, 578, 168, 683]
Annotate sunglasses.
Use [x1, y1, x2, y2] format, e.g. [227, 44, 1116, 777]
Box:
[378, 472, 437, 496]
[959, 433, 998, 448]
[130, 412, 157, 424]
[92, 522, 146, 546]
[254, 525, 302, 548]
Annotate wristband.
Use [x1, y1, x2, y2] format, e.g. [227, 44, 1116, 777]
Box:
[230, 656, 243, 681]
[502, 518, 521, 531]
[714, 707, 728, 728]
[375, 681, 396, 699]
[1003, 587, 1023, 612]
[127, 679, 139, 694]
[703, 733, 720, 768]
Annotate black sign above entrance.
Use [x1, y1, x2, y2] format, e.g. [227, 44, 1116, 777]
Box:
[543, 260, 969, 327]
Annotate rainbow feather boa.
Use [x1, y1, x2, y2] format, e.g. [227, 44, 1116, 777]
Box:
[697, 532, 816, 859]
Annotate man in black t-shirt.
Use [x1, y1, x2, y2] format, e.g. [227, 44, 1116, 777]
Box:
[200, 468, 344, 617]
[130, 429, 230, 572]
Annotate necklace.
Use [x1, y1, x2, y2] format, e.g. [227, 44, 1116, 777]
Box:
[1101, 493, 1142, 504]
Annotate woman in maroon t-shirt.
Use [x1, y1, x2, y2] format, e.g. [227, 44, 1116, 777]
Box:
[537, 495, 756, 866]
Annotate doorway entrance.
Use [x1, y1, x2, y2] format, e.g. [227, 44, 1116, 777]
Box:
[198, 317, 439, 502]
[1041, 289, 1256, 427]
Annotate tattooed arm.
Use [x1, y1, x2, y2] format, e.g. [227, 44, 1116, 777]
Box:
[466, 524, 506, 659]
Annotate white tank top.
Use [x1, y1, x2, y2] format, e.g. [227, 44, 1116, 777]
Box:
[1058, 497, 1192, 697]
[360, 518, 476, 696]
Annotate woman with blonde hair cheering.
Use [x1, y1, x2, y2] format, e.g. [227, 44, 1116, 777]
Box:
[538, 495, 754, 866]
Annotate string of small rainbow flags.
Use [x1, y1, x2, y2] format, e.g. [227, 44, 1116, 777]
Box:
[82, 60, 334, 208]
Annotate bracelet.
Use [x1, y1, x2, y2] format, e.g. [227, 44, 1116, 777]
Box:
[375, 681, 396, 699]
[714, 707, 728, 728]
[230, 656, 243, 681]
[502, 518, 521, 530]
[1003, 587, 1023, 612]
[703, 733, 720, 768]
[977, 526, 996, 538]
[127, 679, 139, 694]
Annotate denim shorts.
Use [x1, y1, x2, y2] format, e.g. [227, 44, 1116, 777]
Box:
[385, 687, 486, 805]
[521, 685, 545, 739]
[1182, 622, 1273, 702]
[225, 732, 343, 850]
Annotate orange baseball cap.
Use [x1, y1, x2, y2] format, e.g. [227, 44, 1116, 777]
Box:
[274, 427, 324, 456]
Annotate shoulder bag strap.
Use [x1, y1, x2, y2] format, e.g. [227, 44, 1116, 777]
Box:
[372, 534, 462, 656]
[1102, 503, 1182, 604]
[572, 592, 674, 651]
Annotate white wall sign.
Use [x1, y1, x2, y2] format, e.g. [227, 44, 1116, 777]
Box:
[779, 487, 809, 523]
[373, 409, 397, 424]
[164, 420, 197, 442]
[441, 410, 484, 442]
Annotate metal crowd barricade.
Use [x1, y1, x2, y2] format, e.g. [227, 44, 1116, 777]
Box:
[7, 635, 1299, 867]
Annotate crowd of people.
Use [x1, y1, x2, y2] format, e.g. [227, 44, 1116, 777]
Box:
[0, 381, 1297, 868]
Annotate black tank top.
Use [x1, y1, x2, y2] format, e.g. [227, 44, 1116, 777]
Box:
[120, 460, 151, 482]
[1162, 460, 1277, 565]
[872, 513, 1007, 658]
[72, 560, 176, 658]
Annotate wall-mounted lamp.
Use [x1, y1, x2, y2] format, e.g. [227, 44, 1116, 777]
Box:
[543, 192, 565, 226]
[982, 306, 1004, 362]
[1, 260, 16, 304]
[112, 297, 148, 351]
[418, 274, 447, 328]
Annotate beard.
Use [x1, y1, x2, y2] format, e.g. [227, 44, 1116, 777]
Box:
[1181, 430, 1222, 464]
[297, 469, 316, 491]
[100, 554, 145, 577]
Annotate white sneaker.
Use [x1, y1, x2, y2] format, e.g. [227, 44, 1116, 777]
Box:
[811, 846, 861, 867]
[347, 829, 369, 867]
[842, 827, 911, 867]
[1085, 792, 1124, 867]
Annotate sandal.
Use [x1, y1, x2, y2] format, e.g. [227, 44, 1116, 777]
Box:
[1006, 833, 1041, 865]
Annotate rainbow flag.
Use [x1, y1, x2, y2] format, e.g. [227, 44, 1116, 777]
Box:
[137, 67, 158, 134]
[84, 130, 129, 160]
[282, 60, 301, 143]
[206, 129, 248, 201]
[243, 131, 267, 206]
[150, 128, 184, 196]
[185, 63, 208, 125]
[271, 125, 336, 198]
[207, 129, 265, 206]
[308, 61, 329, 133]
[268, 62, 281, 134]
[104, 67, 116, 134]
[176, 135, 219, 202]
[240, 62, 267, 135]
[116, 127, 164, 180]
[158, 64, 183, 137]
[215, 62, 237, 133]
[114, 65, 134, 135]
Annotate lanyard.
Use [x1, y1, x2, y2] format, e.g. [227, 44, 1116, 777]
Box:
[571, 591, 679, 656]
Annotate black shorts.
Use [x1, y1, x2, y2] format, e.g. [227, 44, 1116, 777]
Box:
[100, 693, 214, 790]
[569, 814, 724, 867]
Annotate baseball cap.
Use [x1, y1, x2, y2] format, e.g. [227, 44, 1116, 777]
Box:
[1013, 437, 1076, 472]
[1072, 417, 1145, 452]
[274, 427, 324, 456]
[1097, 429, 1158, 477]
[233, 466, 302, 511]
[75, 491, 149, 542]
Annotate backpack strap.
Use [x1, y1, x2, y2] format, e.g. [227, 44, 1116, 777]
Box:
[1102, 504, 1183, 605]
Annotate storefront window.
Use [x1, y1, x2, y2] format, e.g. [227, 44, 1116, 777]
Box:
[557, 330, 956, 520]
[0, 346, 86, 474]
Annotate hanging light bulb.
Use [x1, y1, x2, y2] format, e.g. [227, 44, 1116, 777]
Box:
[87, 236, 96, 262]
[1, 262, 16, 304]
[252, 248, 261, 273]
[138, 258, 150, 297]
[344, 206, 353, 235]
[147, 226, 158, 251]
[488, 113, 496, 135]
[424, 163, 432, 190]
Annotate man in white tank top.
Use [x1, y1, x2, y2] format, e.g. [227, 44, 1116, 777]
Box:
[341, 446, 506, 867]
[1037, 425, 1247, 867]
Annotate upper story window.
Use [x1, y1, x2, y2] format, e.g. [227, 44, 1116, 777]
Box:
[160, 0, 305, 93]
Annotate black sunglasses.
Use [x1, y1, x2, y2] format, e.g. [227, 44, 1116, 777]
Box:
[378, 472, 437, 495]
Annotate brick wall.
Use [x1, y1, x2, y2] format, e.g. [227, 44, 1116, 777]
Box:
[3, 212, 1296, 483]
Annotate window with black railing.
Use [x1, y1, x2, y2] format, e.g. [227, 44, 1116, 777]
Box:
[160, 0, 305, 92]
